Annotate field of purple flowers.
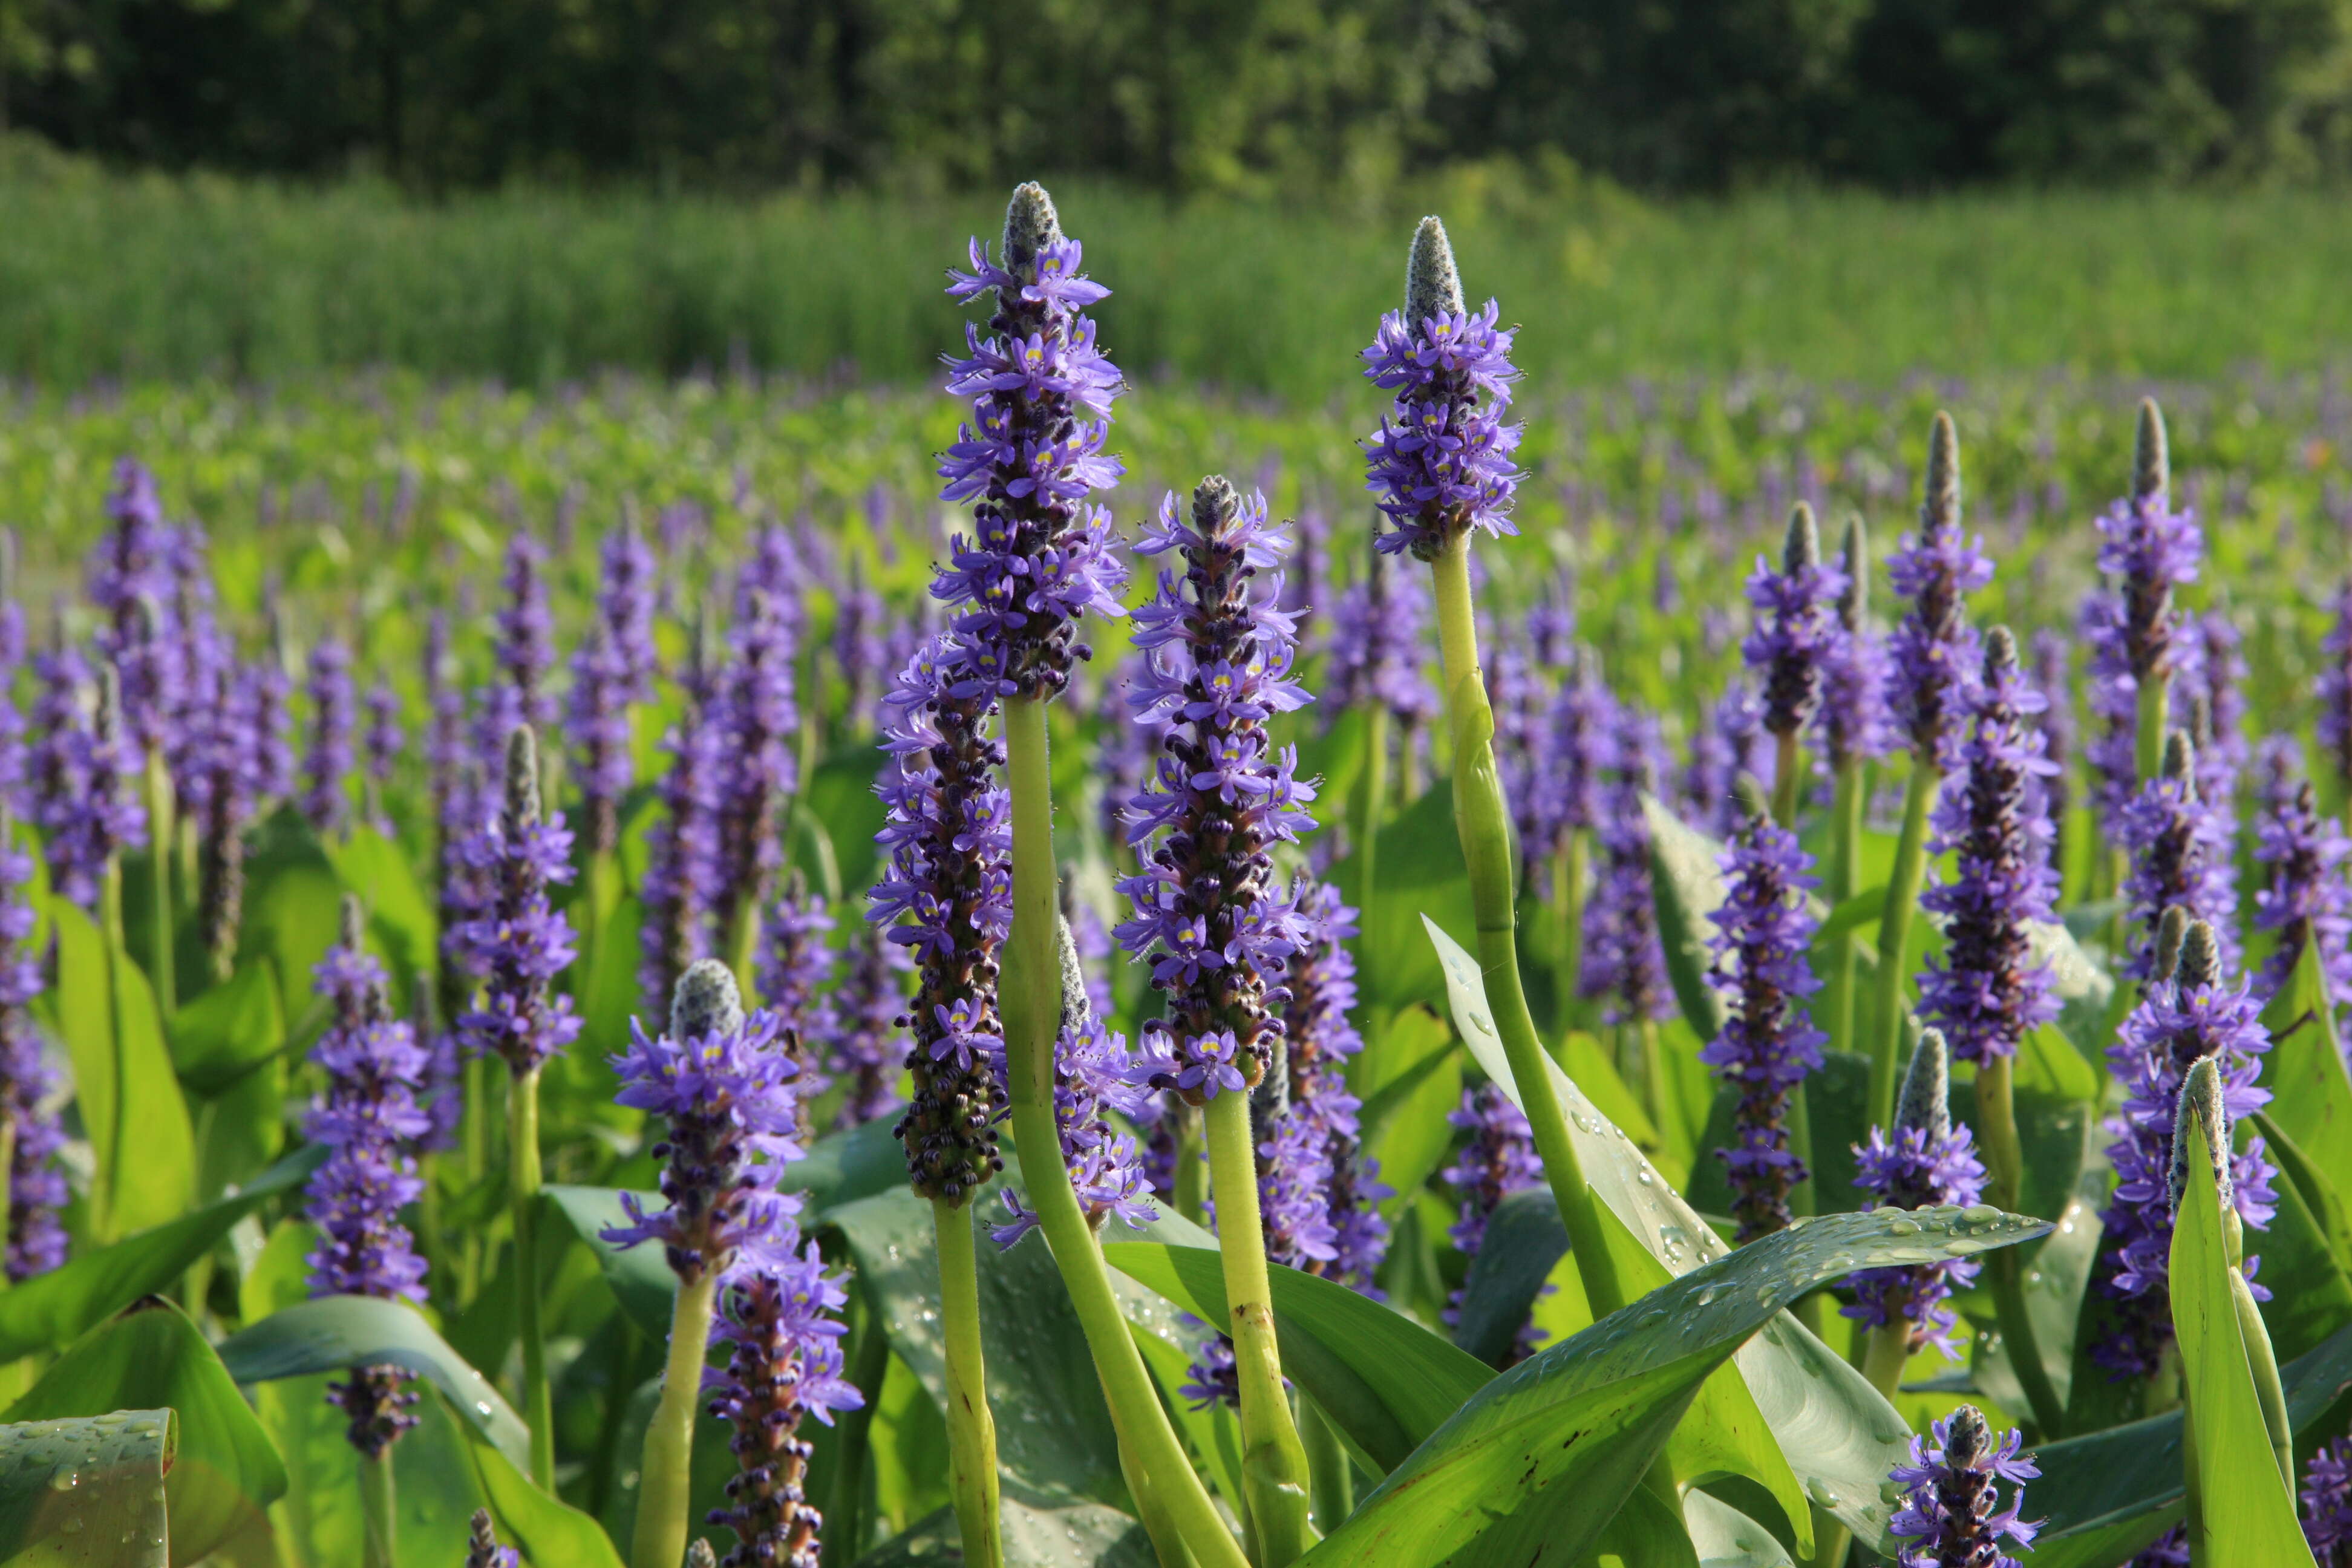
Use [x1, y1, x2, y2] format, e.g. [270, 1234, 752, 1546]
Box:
[1, 184, 2351, 1566]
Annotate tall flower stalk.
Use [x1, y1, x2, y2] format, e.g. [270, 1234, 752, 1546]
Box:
[2120, 731, 2239, 984]
[1815, 514, 1891, 1058]
[1741, 503, 1845, 828]
[2083, 399, 2198, 817]
[0, 812, 67, 1284]
[1885, 1405, 2039, 1568]
[2252, 737, 2352, 1001]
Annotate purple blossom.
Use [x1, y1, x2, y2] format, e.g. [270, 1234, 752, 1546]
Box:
[87, 460, 184, 757]
[494, 533, 558, 733]
[1442, 1084, 1547, 1364]
[2118, 733, 2239, 985]
[2030, 629, 2075, 874]
[1844, 1028, 1987, 1356]
[1886, 416, 1993, 771]
[1684, 681, 1764, 838]
[599, 512, 660, 702]
[1531, 655, 1612, 866]
[1114, 480, 1318, 1100]
[466, 1511, 519, 1568]
[41, 662, 146, 912]
[1699, 802, 1827, 1242]
[299, 638, 356, 836]
[2190, 610, 2247, 822]
[2303, 1438, 2352, 1564]
[191, 661, 267, 974]
[567, 626, 635, 857]
[1886, 1406, 2039, 1568]
[249, 632, 297, 804]
[1096, 650, 1169, 844]
[2083, 403, 2201, 830]
[1742, 505, 1847, 741]
[2252, 737, 2352, 1002]
[1580, 702, 1674, 1025]
[825, 901, 912, 1132]
[604, 961, 805, 1285]
[642, 699, 727, 1016]
[760, 874, 837, 1117]
[715, 587, 800, 929]
[1814, 517, 1893, 771]
[936, 184, 1129, 701]
[1917, 629, 2062, 1065]
[0, 830, 65, 1282]
[361, 677, 400, 831]
[1361, 218, 1524, 560]
[2319, 578, 2352, 795]
[833, 566, 889, 725]
[1322, 553, 1437, 731]
[454, 727, 583, 1076]
[1282, 880, 1388, 1292]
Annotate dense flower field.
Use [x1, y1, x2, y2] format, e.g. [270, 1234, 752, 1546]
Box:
[1, 183, 2351, 1566]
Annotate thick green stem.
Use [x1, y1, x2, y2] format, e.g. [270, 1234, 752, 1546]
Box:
[2134, 671, 2169, 787]
[2231, 1265, 2294, 1492]
[508, 1066, 555, 1488]
[359, 1448, 397, 1568]
[1109, 1396, 1195, 1568]
[1301, 1393, 1353, 1536]
[1770, 730, 1803, 829]
[1866, 765, 1938, 1133]
[998, 696, 1249, 1568]
[628, 1269, 719, 1568]
[97, 860, 125, 1240]
[822, 1288, 892, 1568]
[724, 895, 760, 1004]
[142, 750, 175, 1018]
[1976, 1056, 2064, 1437]
[1357, 704, 1388, 920]
[1823, 759, 1863, 1060]
[1861, 1318, 1912, 1402]
[933, 1198, 1004, 1568]
[1204, 1091, 1316, 1565]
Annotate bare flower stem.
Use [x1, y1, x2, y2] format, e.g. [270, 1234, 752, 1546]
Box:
[933, 1198, 1004, 1568]
[629, 1269, 719, 1568]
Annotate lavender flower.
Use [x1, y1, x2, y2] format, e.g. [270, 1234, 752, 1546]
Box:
[2030, 629, 2076, 875]
[871, 634, 1011, 1204]
[1814, 514, 1893, 773]
[1885, 1405, 2039, 1568]
[1360, 217, 1524, 561]
[362, 677, 401, 831]
[1886, 414, 1993, 771]
[642, 697, 727, 1014]
[2190, 610, 2248, 822]
[494, 533, 558, 733]
[1442, 1084, 1547, 1364]
[1917, 627, 2062, 1065]
[760, 872, 837, 1114]
[1282, 880, 1388, 1292]
[2118, 732, 2239, 985]
[599, 510, 660, 702]
[2303, 1438, 2352, 1564]
[1579, 701, 1674, 1025]
[715, 587, 799, 931]
[825, 913, 912, 1131]
[0, 822, 65, 1281]
[44, 664, 146, 912]
[454, 727, 583, 1077]
[1742, 504, 1846, 744]
[2320, 578, 2352, 795]
[2083, 400, 2201, 829]
[1845, 1028, 1987, 1355]
[190, 661, 266, 975]
[2252, 737, 2352, 1001]
[1322, 551, 1437, 732]
[1114, 479, 1318, 1098]
[936, 182, 1129, 701]
[1532, 653, 1612, 868]
[567, 626, 635, 857]
[604, 961, 804, 1284]
[1684, 681, 1763, 838]
[250, 620, 298, 804]
[299, 638, 356, 836]
[466, 1511, 520, 1568]
[88, 460, 183, 756]
[1699, 799, 1828, 1241]
[833, 563, 887, 725]
[2092, 918, 2278, 1380]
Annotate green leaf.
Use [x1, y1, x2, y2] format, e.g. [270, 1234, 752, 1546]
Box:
[1643, 792, 1730, 1042]
[238, 817, 348, 1047]
[4, 1297, 284, 1565]
[1450, 1186, 1567, 1367]
[805, 744, 889, 900]
[442, 1389, 626, 1568]
[1355, 1005, 1462, 1223]
[538, 1184, 673, 1342]
[2240, 1119, 2352, 1363]
[1976, 1121, 2105, 1420]
[1559, 1031, 1685, 1189]
[1292, 1205, 2046, 1567]
[39, 895, 197, 1241]
[2255, 1110, 2352, 1268]
[0, 1143, 325, 1362]
[793, 1115, 921, 1217]
[1681, 1489, 1795, 1568]
[855, 1498, 1157, 1567]
[1583, 1480, 1699, 1568]
[2257, 938, 2352, 1211]
[255, 1372, 493, 1568]
[319, 824, 439, 1002]
[166, 961, 287, 1094]
[214, 1295, 531, 1474]
[2169, 1111, 2316, 1566]
[1810, 884, 1889, 946]
[0, 1409, 173, 1565]
[1322, 782, 1474, 1016]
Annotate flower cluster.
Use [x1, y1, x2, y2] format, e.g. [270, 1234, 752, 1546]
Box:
[494, 532, 558, 736]
[716, 583, 800, 927]
[936, 182, 1129, 701]
[1814, 515, 1893, 772]
[466, 1509, 520, 1568]
[871, 633, 1012, 1204]
[1361, 217, 1524, 560]
[1846, 1029, 1988, 1356]
[2252, 736, 2352, 1001]
[1281, 880, 1388, 1291]
[1442, 1083, 1548, 1364]
[0, 829, 65, 1282]
[2094, 921, 2278, 1379]
[1743, 505, 1847, 740]
[2030, 630, 2076, 872]
[1530, 654, 1612, 868]
[2082, 401, 2201, 829]
[641, 695, 727, 1013]
[2190, 610, 2248, 819]
[299, 638, 356, 835]
[2321, 578, 2352, 795]
[2303, 1438, 2352, 1565]
[1699, 803, 1828, 1241]
[1322, 552, 1437, 733]
[1114, 479, 1318, 1098]
[87, 460, 188, 757]
[599, 511, 661, 702]
[1886, 414, 1993, 771]
[185, 659, 270, 975]
[1683, 681, 1763, 838]
[1579, 702, 1674, 1025]
[760, 872, 838, 1114]
[1886, 1406, 2039, 1568]
[567, 627, 636, 857]
[1917, 628, 2062, 1065]
[824, 923, 912, 1131]
[2118, 732, 2239, 984]
[361, 678, 400, 831]
[39, 662, 146, 911]
[454, 727, 583, 1076]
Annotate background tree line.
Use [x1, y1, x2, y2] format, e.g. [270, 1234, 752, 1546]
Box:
[4, 0, 2352, 194]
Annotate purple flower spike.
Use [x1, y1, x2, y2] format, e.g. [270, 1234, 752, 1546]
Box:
[43, 662, 146, 912]
[2302, 1438, 2352, 1562]
[2083, 400, 2201, 831]
[1533, 652, 1613, 866]
[2252, 737, 2352, 1002]
[871, 633, 1011, 1204]
[192, 661, 266, 974]
[2189, 610, 2247, 820]
[302, 897, 431, 1459]
[1814, 514, 1893, 772]
[567, 626, 636, 857]
[299, 638, 356, 836]
[1282, 878, 1388, 1292]
[466, 1511, 520, 1568]
[1361, 217, 1524, 561]
[362, 677, 401, 828]
[1917, 628, 2062, 1065]
[1114, 479, 1318, 1100]
[604, 961, 805, 1285]
[0, 826, 66, 1282]
[88, 460, 185, 756]
[1322, 551, 1437, 733]
[1442, 1083, 1549, 1364]
[826, 911, 912, 1132]
[642, 691, 727, 1016]
[2092, 918, 2276, 1380]
[1886, 414, 1993, 771]
[2118, 731, 2239, 985]
[1699, 798, 1828, 1242]
[716, 586, 800, 929]
[1580, 701, 1674, 1025]
[1742, 504, 1847, 742]
[2029, 629, 2075, 874]
[760, 872, 838, 1119]
[495, 533, 558, 733]
[2319, 578, 2352, 796]
[936, 183, 1129, 702]
[1886, 1405, 2039, 1568]
[454, 727, 583, 1076]
[1684, 681, 1764, 839]
[1844, 1028, 1987, 1356]
[599, 510, 661, 702]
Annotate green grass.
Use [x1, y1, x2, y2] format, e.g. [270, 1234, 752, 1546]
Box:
[4, 160, 2351, 396]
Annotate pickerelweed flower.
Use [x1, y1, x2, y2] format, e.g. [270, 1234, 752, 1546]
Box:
[1360, 216, 1524, 561]
[2030, 629, 2075, 875]
[299, 638, 356, 836]
[1886, 414, 1993, 773]
[567, 625, 635, 857]
[760, 872, 838, 1114]
[2093, 918, 2277, 1380]
[361, 676, 400, 831]
[1815, 514, 1893, 774]
[1700, 799, 1828, 1241]
[494, 532, 558, 734]
[1114, 479, 1318, 1098]
[302, 898, 431, 1459]
[27, 627, 91, 852]
[1885, 1405, 2039, 1568]
[2252, 736, 2352, 1001]
[1442, 1083, 1547, 1364]
[2321, 578, 2352, 795]
[706, 1232, 863, 1568]
[826, 913, 913, 1131]
[466, 1510, 520, 1568]
[871, 633, 1011, 1204]
[642, 694, 727, 1015]
[600, 509, 660, 702]
[834, 562, 888, 725]
[1846, 1028, 1988, 1356]
[190, 661, 265, 975]
[250, 622, 297, 805]
[454, 727, 583, 1077]
[1743, 503, 1846, 746]
[1684, 681, 1764, 838]
[715, 585, 800, 932]
[2303, 1437, 2352, 1565]
[2083, 400, 2201, 829]
[604, 961, 804, 1285]
[936, 182, 1129, 701]
[1918, 628, 2062, 1065]
[2118, 731, 2239, 984]
[1532, 651, 1612, 870]
[0, 820, 66, 1282]
[45, 663, 146, 913]
[2191, 610, 2247, 820]
[1282, 878, 1388, 1292]
[1579, 701, 1674, 1025]
[1322, 550, 1437, 734]
[88, 460, 184, 756]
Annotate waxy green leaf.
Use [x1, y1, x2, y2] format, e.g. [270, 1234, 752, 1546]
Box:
[0, 1408, 173, 1566]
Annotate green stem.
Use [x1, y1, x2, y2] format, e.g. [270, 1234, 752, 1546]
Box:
[1558, 831, 1588, 1032]
[142, 750, 175, 1019]
[2231, 1265, 2294, 1493]
[1770, 730, 1803, 829]
[1866, 764, 1938, 1134]
[998, 695, 1249, 1568]
[459, 1053, 492, 1309]
[1204, 1090, 1316, 1566]
[1823, 759, 1863, 1060]
[359, 1448, 397, 1568]
[1861, 1318, 1911, 1401]
[628, 1269, 719, 1568]
[1301, 1393, 1353, 1536]
[2134, 670, 2169, 787]
[98, 859, 125, 1240]
[508, 1066, 555, 1488]
[724, 895, 760, 1004]
[1357, 704, 1388, 919]
[1109, 1396, 1195, 1568]
[1976, 1056, 2064, 1437]
[933, 1198, 1004, 1568]
[823, 1289, 891, 1568]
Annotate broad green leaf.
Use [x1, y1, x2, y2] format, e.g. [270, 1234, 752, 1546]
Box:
[1450, 1186, 1567, 1367]
[1975, 1123, 2105, 1419]
[1643, 792, 1729, 1042]
[214, 1295, 530, 1472]
[1810, 884, 1889, 946]
[794, 1115, 920, 1217]
[319, 824, 439, 1004]
[2241, 1120, 2352, 1363]
[2256, 1110, 2352, 1268]
[1124, 1321, 1249, 1523]
[1356, 1005, 1462, 1223]
[443, 1389, 627, 1568]
[2258, 938, 2352, 1209]
[2169, 1114, 2315, 1566]
[238, 818, 348, 1048]
[539, 1185, 673, 1342]
[1323, 782, 1474, 1015]
[4, 1297, 285, 1565]
[166, 961, 286, 1094]
[856, 1497, 1156, 1567]
[256, 1373, 488, 1568]
[1293, 1205, 2046, 1567]
[1559, 1031, 1685, 1189]
[1583, 1480, 1699, 1568]
[1682, 1489, 1795, 1567]
[0, 1143, 325, 1362]
[0, 1409, 173, 1565]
